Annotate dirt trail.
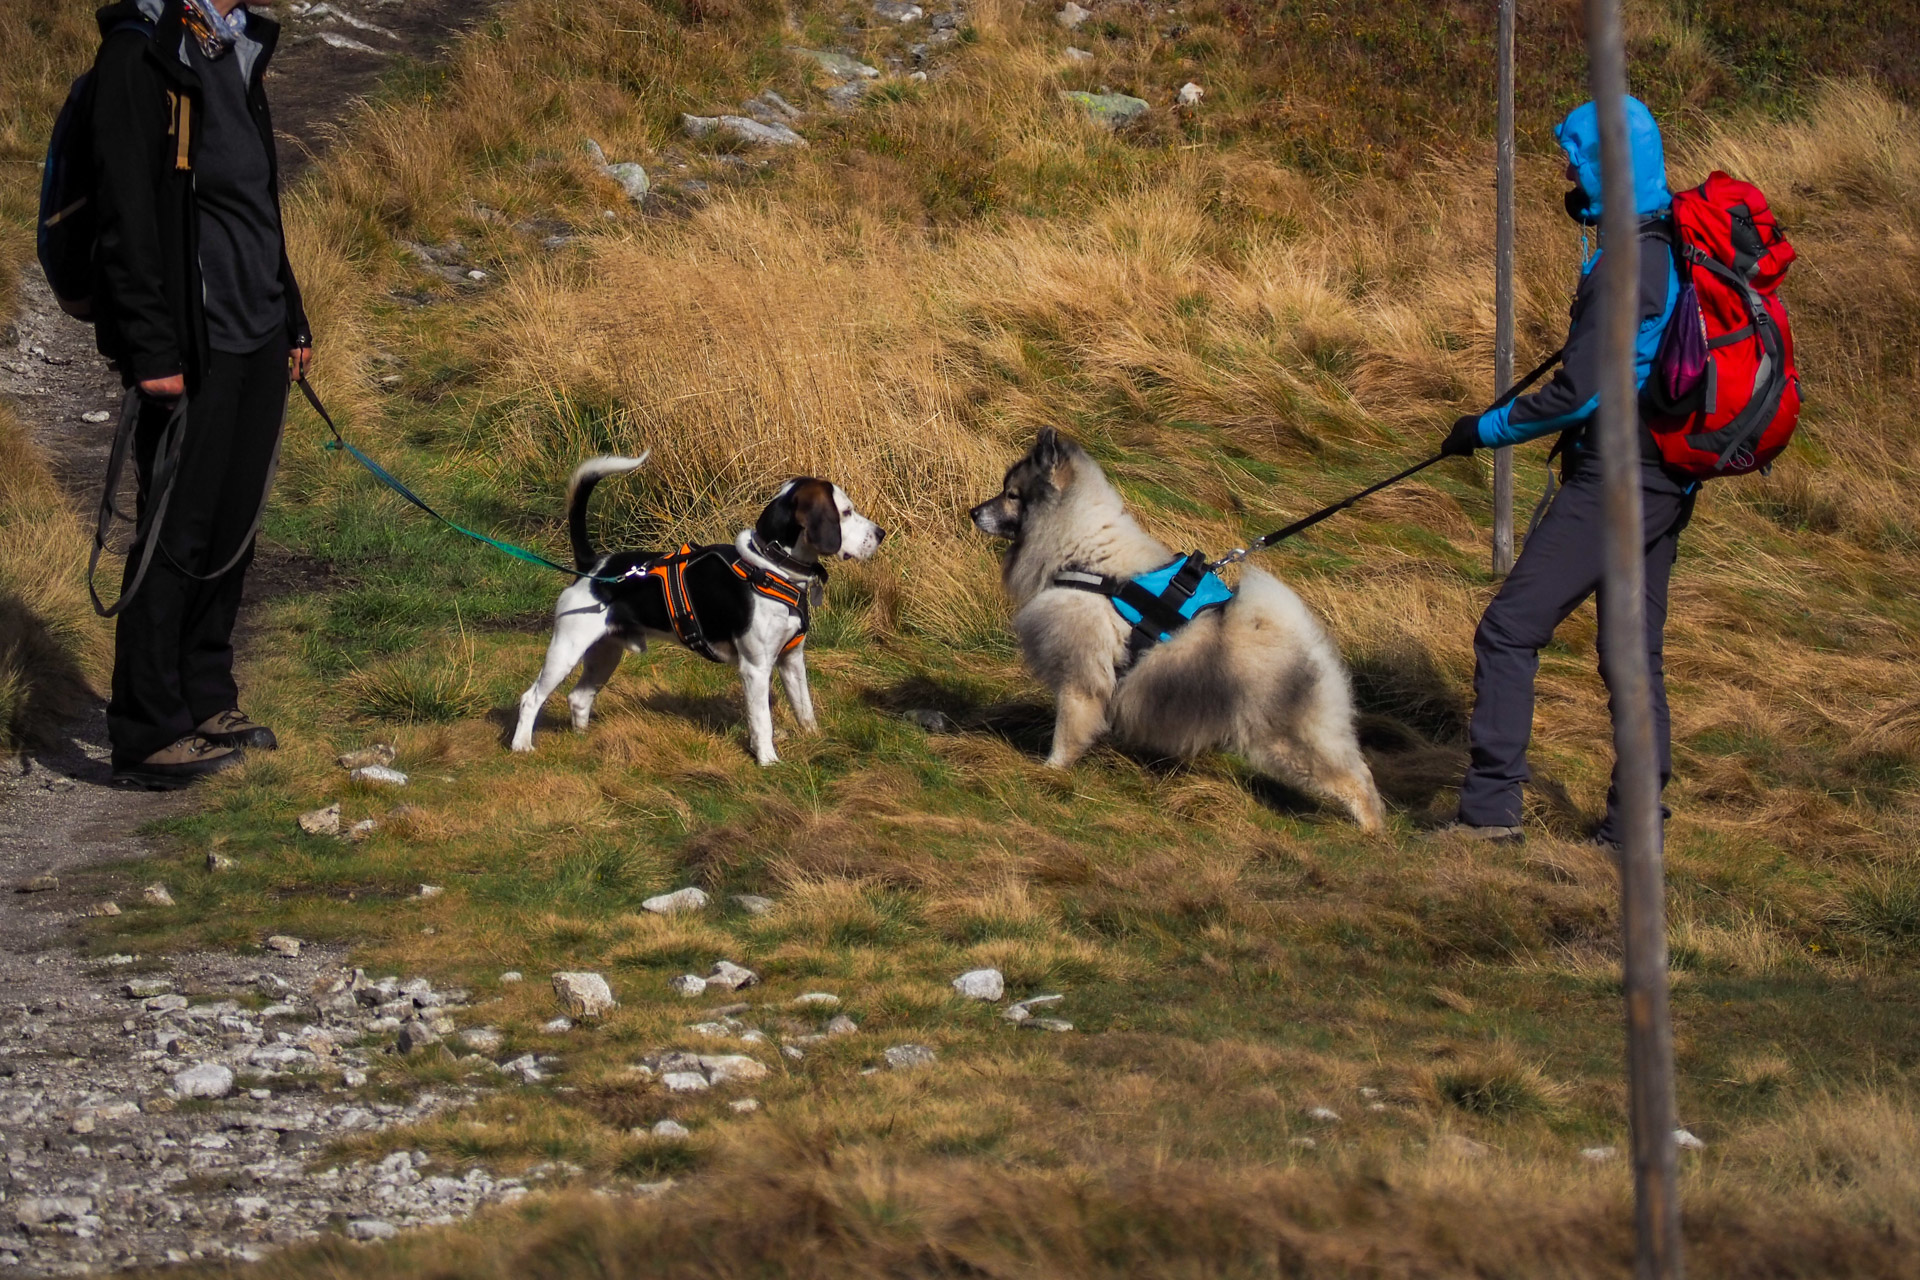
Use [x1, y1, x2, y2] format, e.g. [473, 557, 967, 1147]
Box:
[0, 5, 494, 1272]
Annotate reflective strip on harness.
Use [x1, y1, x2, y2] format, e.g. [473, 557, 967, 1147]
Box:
[645, 544, 811, 662]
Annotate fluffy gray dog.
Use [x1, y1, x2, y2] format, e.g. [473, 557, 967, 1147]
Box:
[969, 429, 1386, 832]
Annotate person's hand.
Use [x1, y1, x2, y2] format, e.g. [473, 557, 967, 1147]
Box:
[289, 346, 313, 383]
[1441, 414, 1483, 458]
[138, 373, 186, 400]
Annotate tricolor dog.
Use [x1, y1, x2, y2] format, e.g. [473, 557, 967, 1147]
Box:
[512, 457, 885, 763]
[969, 429, 1386, 831]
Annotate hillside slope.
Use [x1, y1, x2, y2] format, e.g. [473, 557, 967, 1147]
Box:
[3, 0, 1918, 1275]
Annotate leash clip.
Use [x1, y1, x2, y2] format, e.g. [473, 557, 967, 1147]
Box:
[1209, 547, 1248, 571]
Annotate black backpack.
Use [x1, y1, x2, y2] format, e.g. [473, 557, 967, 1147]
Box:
[38, 16, 156, 321]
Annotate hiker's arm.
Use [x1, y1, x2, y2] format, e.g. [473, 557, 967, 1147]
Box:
[1474, 271, 1603, 449]
[91, 36, 180, 387]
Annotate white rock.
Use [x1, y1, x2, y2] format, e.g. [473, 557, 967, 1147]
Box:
[681, 114, 807, 147]
[265, 935, 302, 957]
[500, 1054, 542, 1083]
[874, 0, 923, 20]
[699, 1054, 770, 1085]
[81, 409, 113, 424]
[1003, 993, 1063, 1023]
[1056, 2, 1090, 28]
[350, 765, 408, 787]
[299, 803, 342, 837]
[1580, 1145, 1620, 1162]
[417, 884, 444, 899]
[670, 974, 708, 998]
[585, 139, 651, 203]
[11, 1197, 92, 1227]
[1305, 1106, 1341, 1124]
[706, 960, 760, 991]
[460, 1028, 505, 1053]
[733, 894, 775, 915]
[396, 1021, 440, 1053]
[542, 1017, 574, 1034]
[1177, 81, 1204, 106]
[142, 883, 175, 907]
[661, 1071, 709, 1093]
[730, 1098, 761, 1114]
[348, 819, 379, 840]
[651, 1119, 690, 1139]
[642, 886, 710, 915]
[342, 1068, 369, 1088]
[338, 743, 397, 769]
[1674, 1128, 1706, 1151]
[792, 992, 840, 1007]
[1064, 45, 1093, 62]
[466, 269, 487, 282]
[1023, 1017, 1074, 1033]
[123, 978, 173, 999]
[825, 1015, 859, 1036]
[347, 1219, 398, 1241]
[951, 968, 1004, 1001]
[1435, 1133, 1490, 1160]
[173, 1062, 235, 1099]
[500, 971, 523, 984]
[146, 993, 188, 1013]
[884, 1043, 937, 1070]
[551, 971, 617, 1018]
[690, 1022, 734, 1038]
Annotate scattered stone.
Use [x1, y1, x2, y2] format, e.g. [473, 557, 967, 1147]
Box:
[1580, 1145, 1619, 1162]
[733, 894, 775, 916]
[651, 1119, 690, 1139]
[11, 1197, 92, 1228]
[81, 408, 113, 424]
[465, 269, 488, 282]
[542, 1017, 575, 1034]
[122, 978, 173, 999]
[706, 960, 759, 991]
[417, 884, 444, 899]
[670, 974, 708, 998]
[500, 1054, 543, 1083]
[793, 991, 840, 1007]
[1436, 1133, 1491, 1160]
[1064, 46, 1093, 62]
[173, 1062, 235, 1099]
[299, 803, 343, 837]
[338, 743, 397, 770]
[782, 1044, 805, 1061]
[1003, 993, 1064, 1024]
[1056, 2, 1090, 28]
[349, 819, 379, 841]
[744, 91, 803, 123]
[1060, 90, 1151, 126]
[552, 971, 618, 1018]
[1305, 1106, 1341, 1124]
[1288, 1136, 1318, 1150]
[931, 10, 962, 28]
[884, 1044, 937, 1070]
[662, 1071, 709, 1093]
[207, 851, 235, 872]
[265, 935, 303, 957]
[788, 46, 880, 79]
[642, 886, 710, 915]
[730, 1098, 761, 1114]
[906, 708, 952, 732]
[500, 971, 524, 984]
[17, 873, 58, 893]
[681, 115, 806, 147]
[145, 993, 188, 1013]
[1674, 1128, 1706, 1151]
[874, 0, 923, 20]
[350, 765, 408, 787]
[700, 1054, 770, 1085]
[1177, 81, 1204, 107]
[585, 138, 650, 203]
[952, 968, 1005, 1001]
[461, 1028, 505, 1053]
[825, 1014, 859, 1036]
[89, 900, 122, 917]
[397, 1021, 440, 1053]
[346, 1219, 399, 1242]
[908, 70, 927, 83]
[142, 883, 175, 907]
[1023, 1017, 1075, 1033]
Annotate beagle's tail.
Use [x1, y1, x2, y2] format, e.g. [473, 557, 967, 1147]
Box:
[567, 454, 649, 572]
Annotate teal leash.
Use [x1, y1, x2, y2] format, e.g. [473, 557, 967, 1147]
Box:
[297, 378, 632, 584]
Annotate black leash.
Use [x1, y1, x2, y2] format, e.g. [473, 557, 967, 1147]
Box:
[1210, 346, 1564, 569]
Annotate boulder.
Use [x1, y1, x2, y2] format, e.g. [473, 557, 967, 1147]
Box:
[142, 883, 175, 907]
[825, 1015, 859, 1036]
[651, 1119, 690, 1139]
[884, 1043, 937, 1070]
[642, 886, 710, 915]
[733, 894, 775, 915]
[298, 803, 342, 837]
[1060, 90, 1151, 126]
[1056, 2, 1091, 28]
[699, 1054, 770, 1085]
[350, 765, 408, 787]
[793, 991, 840, 1007]
[788, 46, 880, 79]
[585, 139, 650, 203]
[1177, 81, 1204, 107]
[347, 1219, 398, 1242]
[874, 0, 924, 20]
[122, 978, 173, 999]
[661, 1071, 709, 1093]
[670, 974, 708, 998]
[552, 971, 618, 1018]
[396, 1021, 440, 1053]
[707, 960, 760, 991]
[681, 115, 806, 147]
[265, 935, 302, 957]
[173, 1062, 235, 1099]
[951, 968, 1004, 1001]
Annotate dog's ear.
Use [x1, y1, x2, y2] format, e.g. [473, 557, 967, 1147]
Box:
[795, 480, 843, 557]
[1033, 427, 1074, 490]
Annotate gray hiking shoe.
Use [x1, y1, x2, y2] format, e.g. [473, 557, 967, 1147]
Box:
[1429, 822, 1525, 845]
[198, 708, 278, 751]
[112, 735, 245, 790]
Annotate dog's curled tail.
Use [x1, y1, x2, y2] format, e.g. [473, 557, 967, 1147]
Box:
[567, 454, 650, 571]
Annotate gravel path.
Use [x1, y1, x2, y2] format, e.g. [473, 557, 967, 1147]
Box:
[0, 5, 507, 1271]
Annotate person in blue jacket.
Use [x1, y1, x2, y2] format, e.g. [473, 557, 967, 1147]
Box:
[1436, 96, 1690, 847]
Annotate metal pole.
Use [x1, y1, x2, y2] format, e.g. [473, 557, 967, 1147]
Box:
[1583, 1, 1684, 1276]
[1491, 0, 1517, 575]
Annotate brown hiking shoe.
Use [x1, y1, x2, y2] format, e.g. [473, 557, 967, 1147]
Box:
[112, 735, 245, 790]
[1427, 822, 1526, 845]
[197, 709, 278, 751]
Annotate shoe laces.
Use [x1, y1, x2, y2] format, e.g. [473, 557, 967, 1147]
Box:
[210, 709, 249, 731]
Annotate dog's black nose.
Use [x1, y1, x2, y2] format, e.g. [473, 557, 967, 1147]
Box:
[876, 527, 888, 544]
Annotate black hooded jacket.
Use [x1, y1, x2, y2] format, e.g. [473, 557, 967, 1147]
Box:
[88, 0, 309, 388]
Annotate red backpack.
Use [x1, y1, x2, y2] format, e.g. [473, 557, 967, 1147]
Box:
[1643, 173, 1800, 477]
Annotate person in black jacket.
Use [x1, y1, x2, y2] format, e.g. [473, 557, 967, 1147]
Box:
[90, 0, 311, 787]
[1434, 97, 1693, 847]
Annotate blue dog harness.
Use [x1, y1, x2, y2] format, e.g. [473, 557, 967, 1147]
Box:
[1053, 551, 1235, 668]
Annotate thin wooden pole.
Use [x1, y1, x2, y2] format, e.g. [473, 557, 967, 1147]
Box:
[1583, 1, 1684, 1276]
[1491, 0, 1517, 575]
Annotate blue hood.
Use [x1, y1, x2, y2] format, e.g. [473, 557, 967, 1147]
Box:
[1556, 97, 1671, 223]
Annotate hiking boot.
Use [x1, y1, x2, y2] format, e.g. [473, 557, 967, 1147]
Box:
[112, 735, 245, 790]
[198, 709, 278, 751]
[1429, 822, 1526, 845]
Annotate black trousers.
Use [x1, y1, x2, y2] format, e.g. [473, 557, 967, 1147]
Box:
[108, 342, 285, 763]
[1455, 455, 1695, 840]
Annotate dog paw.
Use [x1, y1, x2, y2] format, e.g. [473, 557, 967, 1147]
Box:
[510, 740, 536, 754]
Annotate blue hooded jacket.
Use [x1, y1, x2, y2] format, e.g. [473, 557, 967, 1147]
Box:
[1475, 96, 1679, 451]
